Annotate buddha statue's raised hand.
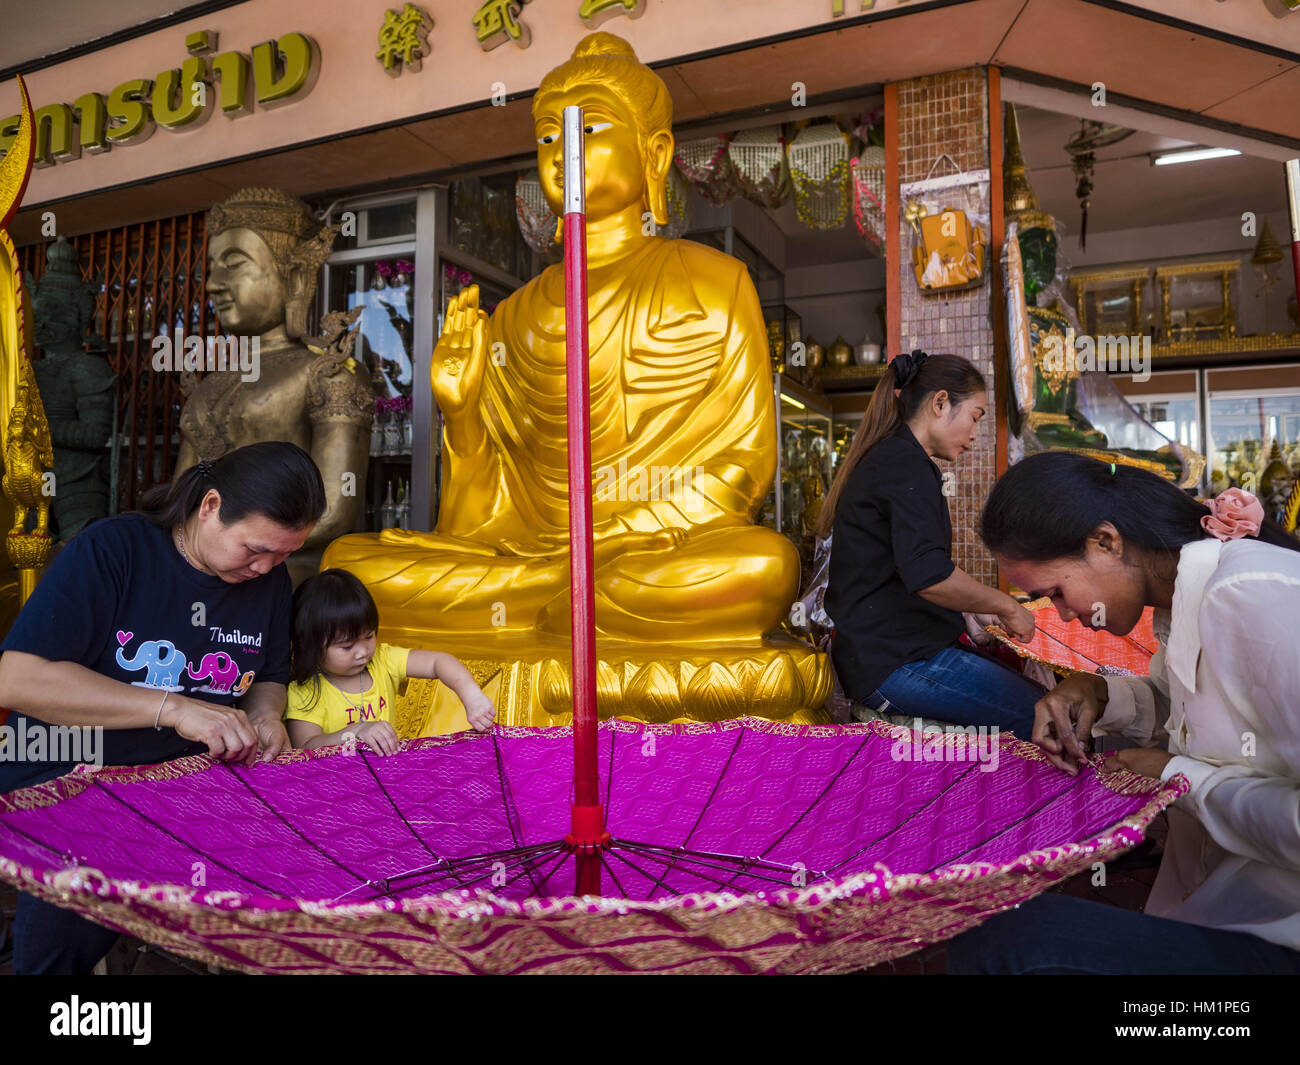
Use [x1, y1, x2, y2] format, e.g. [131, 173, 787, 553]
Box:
[432, 286, 489, 451]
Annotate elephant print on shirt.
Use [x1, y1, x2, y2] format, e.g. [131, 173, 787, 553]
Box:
[115, 636, 188, 690]
[188, 651, 240, 694]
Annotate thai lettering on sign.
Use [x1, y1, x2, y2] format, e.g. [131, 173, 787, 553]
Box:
[0, 31, 320, 168]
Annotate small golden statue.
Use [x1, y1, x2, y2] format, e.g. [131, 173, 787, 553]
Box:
[325, 33, 828, 732]
[177, 188, 373, 585]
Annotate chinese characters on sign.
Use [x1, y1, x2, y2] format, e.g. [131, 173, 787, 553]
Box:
[473, 0, 534, 51]
[470, 0, 645, 53]
[377, 4, 434, 75]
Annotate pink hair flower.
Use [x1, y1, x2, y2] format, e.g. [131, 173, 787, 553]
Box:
[1201, 487, 1265, 542]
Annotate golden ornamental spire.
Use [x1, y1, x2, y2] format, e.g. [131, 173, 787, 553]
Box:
[1, 76, 56, 605]
[1003, 102, 1054, 233]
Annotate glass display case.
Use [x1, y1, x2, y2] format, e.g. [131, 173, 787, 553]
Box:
[759, 373, 833, 563]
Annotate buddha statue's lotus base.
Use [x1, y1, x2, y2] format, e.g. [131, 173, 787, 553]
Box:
[390, 632, 833, 735]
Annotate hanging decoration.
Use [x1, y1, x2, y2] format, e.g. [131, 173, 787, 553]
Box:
[901, 154, 989, 293]
[515, 168, 558, 254]
[662, 161, 691, 239]
[673, 134, 740, 207]
[1063, 119, 1133, 252]
[727, 125, 790, 209]
[786, 121, 852, 230]
[850, 145, 886, 255]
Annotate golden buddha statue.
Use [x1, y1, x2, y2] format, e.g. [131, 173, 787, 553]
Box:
[324, 33, 829, 732]
[177, 188, 373, 585]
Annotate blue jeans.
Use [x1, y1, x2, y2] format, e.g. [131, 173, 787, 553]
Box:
[12, 891, 121, 974]
[947, 892, 1300, 974]
[863, 645, 1044, 738]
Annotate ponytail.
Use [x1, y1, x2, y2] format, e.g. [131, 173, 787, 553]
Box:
[135, 441, 326, 531]
[816, 351, 986, 539]
[980, 451, 1300, 562]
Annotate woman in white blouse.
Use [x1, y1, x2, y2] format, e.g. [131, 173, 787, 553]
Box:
[948, 450, 1300, 974]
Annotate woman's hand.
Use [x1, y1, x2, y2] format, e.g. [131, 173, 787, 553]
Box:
[1103, 748, 1174, 780]
[353, 720, 401, 757]
[432, 286, 488, 419]
[1032, 673, 1108, 774]
[249, 714, 289, 763]
[163, 695, 259, 764]
[998, 600, 1036, 643]
[462, 690, 496, 733]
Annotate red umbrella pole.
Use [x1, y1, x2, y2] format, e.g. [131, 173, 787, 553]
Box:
[560, 104, 607, 895]
[1286, 160, 1300, 322]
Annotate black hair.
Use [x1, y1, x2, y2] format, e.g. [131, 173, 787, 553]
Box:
[818, 351, 987, 539]
[290, 569, 380, 710]
[980, 451, 1300, 562]
[136, 441, 326, 532]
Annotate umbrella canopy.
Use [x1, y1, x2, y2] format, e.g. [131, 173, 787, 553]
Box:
[0, 718, 1181, 974]
[987, 599, 1158, 677]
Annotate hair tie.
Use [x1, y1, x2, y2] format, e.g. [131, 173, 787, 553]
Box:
[196, 460, 215, 479]
[891, 348, 930, 391]
[1201, 487, 1264, 542]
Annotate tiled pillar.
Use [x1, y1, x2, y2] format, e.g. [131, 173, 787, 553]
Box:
[894, 68, 998, 584]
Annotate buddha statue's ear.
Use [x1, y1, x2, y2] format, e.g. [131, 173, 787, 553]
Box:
[284, 223, 340, 338]
[643, 128, 674, 229]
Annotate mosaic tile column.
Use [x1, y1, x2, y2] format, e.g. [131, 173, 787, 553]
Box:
[895, 68, 998, 584]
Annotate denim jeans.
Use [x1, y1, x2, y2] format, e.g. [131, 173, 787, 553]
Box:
[862, 645, 1045, 738]
[12, 891, 121, 975]
[947, 892, 1300, 974]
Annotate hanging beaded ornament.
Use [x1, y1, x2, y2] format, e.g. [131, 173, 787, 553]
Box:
[662, 162, 692, 240]
[851, 145, 886, 255]
[515, 168, 557, 254]
[674, 134, 740, 207]
[728, 125, 790, 209]
[787, 122, 852, 230]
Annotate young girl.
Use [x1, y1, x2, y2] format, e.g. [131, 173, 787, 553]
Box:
[286, 569, 495, 754]
[819, 350, 1042, 736]
[948, 450, 1300, 974]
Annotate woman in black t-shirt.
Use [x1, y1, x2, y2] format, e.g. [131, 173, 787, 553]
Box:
[821, 351, 1043, 736]
[0, 441, 326, 974]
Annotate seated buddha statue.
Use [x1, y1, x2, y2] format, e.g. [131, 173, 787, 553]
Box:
[324, 32, 826, 731]
[176, 188, 373, 586]
[1003, 104, 1196, 485]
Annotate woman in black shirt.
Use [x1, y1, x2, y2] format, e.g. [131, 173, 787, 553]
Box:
[821, 351, 1043, 736]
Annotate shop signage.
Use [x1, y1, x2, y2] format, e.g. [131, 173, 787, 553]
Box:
[0, 30, 320, 168]
[473, 0, 646, 52]
[377, 4, 434, 75]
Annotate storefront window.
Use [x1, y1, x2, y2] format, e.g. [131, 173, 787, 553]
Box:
[1208, 389, 1300, 494]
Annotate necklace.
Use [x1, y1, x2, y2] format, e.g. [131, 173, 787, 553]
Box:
[329, 669, 372, 726]
[174, 525, 191, 564]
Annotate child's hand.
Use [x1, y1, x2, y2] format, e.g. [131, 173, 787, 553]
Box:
[354, 720, 400, 756]
[463, 691, 496, 733]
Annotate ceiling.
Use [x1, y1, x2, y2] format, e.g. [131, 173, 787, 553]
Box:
[1012, 102, 1289, 239]
[0, 1, 198, 73]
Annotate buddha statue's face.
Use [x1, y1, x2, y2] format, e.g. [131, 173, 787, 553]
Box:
[206, 227, 288, 337]
[1018, 226, 1057, 304]
[534, 84, 670, 224]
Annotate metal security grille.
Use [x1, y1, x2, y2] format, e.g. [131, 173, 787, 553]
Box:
[19, 213, 212, 512]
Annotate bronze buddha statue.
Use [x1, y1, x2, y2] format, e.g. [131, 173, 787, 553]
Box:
[177, 188, 373, 584]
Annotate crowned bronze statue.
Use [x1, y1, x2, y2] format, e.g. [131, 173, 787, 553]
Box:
[177, 188, 373, 584]
[323, 33, 829, 732]
[29, 237, 115, 540]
